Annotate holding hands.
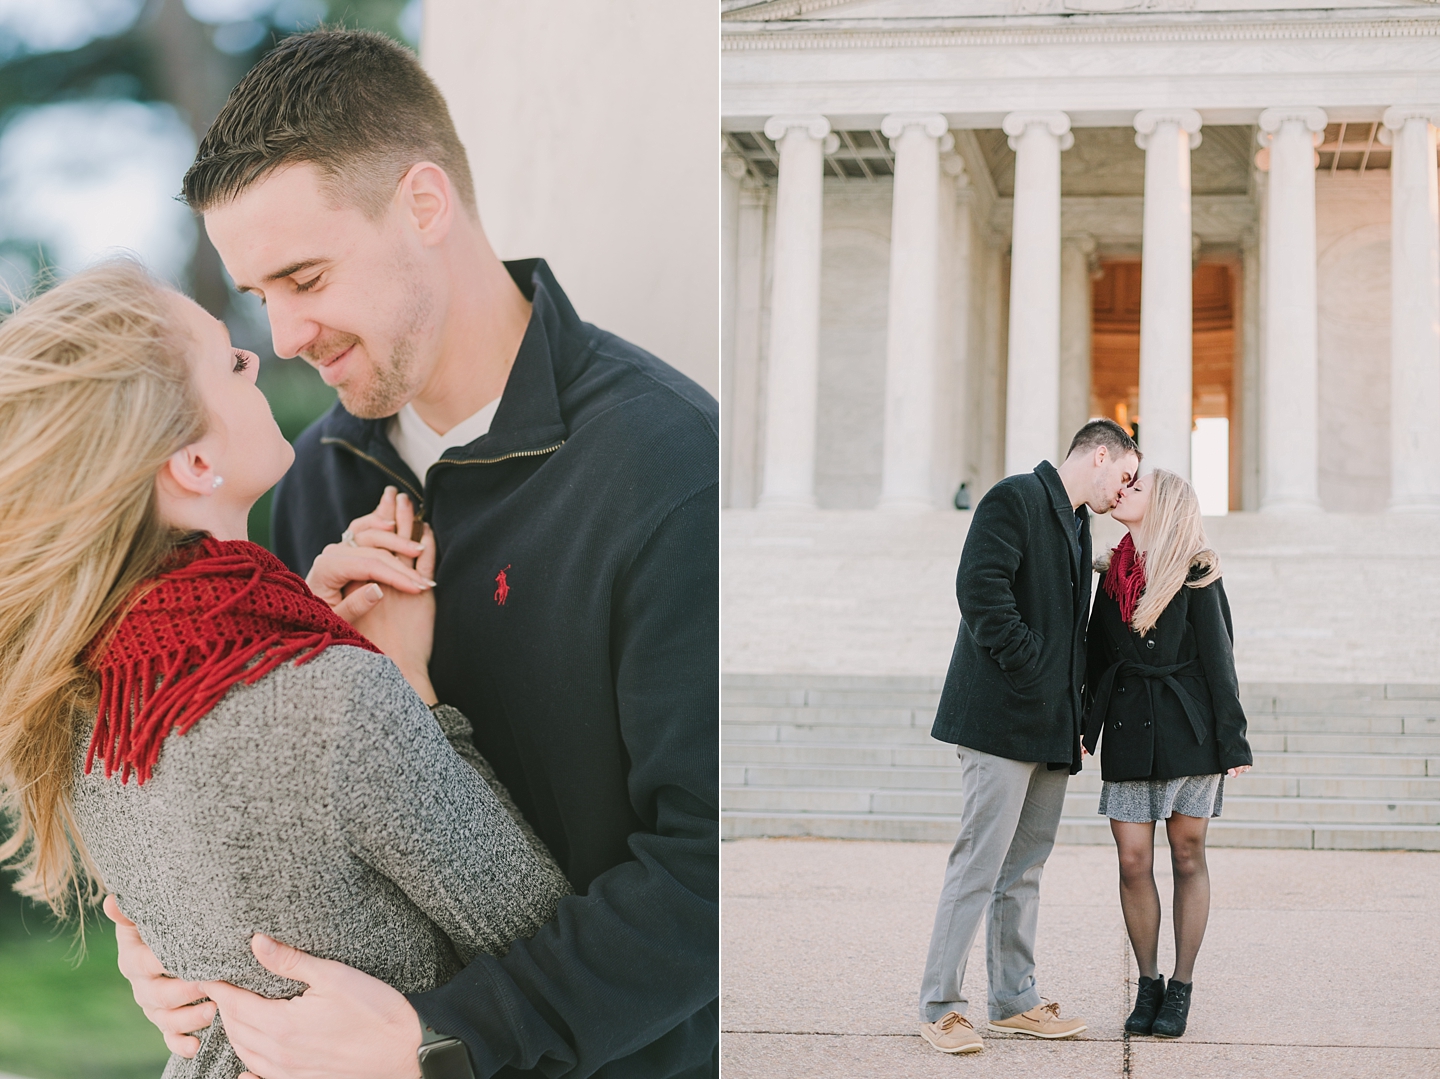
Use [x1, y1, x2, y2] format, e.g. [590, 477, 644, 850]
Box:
[307, 486, 439, 704]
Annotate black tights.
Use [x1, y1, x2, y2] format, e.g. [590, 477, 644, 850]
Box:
[1111, 814, 1211, 984]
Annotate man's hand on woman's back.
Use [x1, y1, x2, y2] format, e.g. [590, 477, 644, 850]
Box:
[103, 895, 214, 1059]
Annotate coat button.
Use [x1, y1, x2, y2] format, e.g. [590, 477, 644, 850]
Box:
[1144, 721, 1151, 728]
[1115, 721, 1122, 729]
[1119, 686, 1126, 694]
[1146, 640, 1156, 649]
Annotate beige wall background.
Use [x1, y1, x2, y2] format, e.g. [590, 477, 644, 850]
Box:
[423, 1, 719, 396]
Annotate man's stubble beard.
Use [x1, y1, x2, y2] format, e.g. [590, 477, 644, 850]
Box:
[336, 281, 434, 420]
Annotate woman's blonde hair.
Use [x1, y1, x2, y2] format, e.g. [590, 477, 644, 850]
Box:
[0, 259, 205, 916]
[1096, 468, 1221, 636]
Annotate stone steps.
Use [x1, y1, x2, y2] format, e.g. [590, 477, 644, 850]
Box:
[723, 741, 1440, 774]
[728, 706, 1440, 735]
[721, 673, 1440, 850]
[725, 721, 1440, 751]
[723, 785, 1440, 825]
[723, 763, 1440, 800]
[721, 810, 1440, 851]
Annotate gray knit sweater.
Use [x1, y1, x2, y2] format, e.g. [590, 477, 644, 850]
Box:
[70, 645, 572, 1079]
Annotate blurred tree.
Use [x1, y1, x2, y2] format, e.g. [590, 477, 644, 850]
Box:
[0, 0, 419, 549]
[145, 0, 244, 318]
[0, 6, 418, 1074]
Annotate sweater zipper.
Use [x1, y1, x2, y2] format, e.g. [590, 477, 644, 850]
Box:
[320, 438, 424, 506]
[429, 442, 564, 468]
[320, 436, 565, 519]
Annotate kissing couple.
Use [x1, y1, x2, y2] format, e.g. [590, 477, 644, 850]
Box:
[918, 419, 1253, 1055]
[0, 28, 717, 1079]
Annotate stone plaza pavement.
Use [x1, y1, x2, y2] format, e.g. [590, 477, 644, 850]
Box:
[722, 838, 1440, 1079]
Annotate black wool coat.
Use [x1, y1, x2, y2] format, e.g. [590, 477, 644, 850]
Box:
[931, 462, 1091, 772]
[1082, 569, 1253, 782]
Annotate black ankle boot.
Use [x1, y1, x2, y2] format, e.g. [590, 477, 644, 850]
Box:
[1124, 975, 1166, 1034]
[1149, 978, 1193, 1038]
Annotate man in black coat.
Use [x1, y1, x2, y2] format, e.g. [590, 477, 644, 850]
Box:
[918, 420, 1139, 1056]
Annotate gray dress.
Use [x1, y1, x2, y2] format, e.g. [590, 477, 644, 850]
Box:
[1098, 773, 1225, 822]
[71, 645, 572, 1079]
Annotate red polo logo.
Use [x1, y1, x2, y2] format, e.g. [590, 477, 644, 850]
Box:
[494, 565, 511, 606]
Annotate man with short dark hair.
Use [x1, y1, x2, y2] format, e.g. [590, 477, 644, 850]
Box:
[918, 419, 1139, 1056]
[107, 29, 717, 1079]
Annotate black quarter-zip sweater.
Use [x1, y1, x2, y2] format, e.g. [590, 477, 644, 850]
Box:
[271, 260, 717, 1079]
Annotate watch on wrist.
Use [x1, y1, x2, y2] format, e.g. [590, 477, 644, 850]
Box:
[418, 1026, 475, 1079]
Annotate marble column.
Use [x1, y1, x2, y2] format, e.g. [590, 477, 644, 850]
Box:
[758, 115, 835, 509]
[721, 148, 746, 507]
[979, 233, 1007, 488]
[1382, 106, 1440, 512]
[1059, 233, 1096, 454]
[878, 113, 952, 510]
[728, 181, 769, 508]
[1135, 109, 1202, 479]
[1257, 106, 1326, 513]
[1240, 223, 1262, 511]
[947, 159, 977, 504]
[1003, 110, 1072, 476]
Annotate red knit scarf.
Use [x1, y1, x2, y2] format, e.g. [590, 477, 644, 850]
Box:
[84, 537, 381, 785]
[1103, 532, 1146, 627]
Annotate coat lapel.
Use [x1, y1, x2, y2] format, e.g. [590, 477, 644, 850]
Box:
[1035, 462, 1084, 592]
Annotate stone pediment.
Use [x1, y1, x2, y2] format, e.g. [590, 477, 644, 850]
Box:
[722, 0, 1428, 19]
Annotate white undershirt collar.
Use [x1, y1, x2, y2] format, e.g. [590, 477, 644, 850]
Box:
[386, 396, 502, 482]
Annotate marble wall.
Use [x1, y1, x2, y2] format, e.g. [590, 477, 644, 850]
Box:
[1315, 170, 1391, 513]
[810, 176, 979, 509]
[815, 182, 891, 508]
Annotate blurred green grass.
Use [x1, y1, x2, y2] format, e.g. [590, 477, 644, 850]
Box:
[0, 883, 169, 1079]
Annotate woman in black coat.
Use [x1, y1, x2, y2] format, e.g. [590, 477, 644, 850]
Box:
[1082, 468, 1252, 1041]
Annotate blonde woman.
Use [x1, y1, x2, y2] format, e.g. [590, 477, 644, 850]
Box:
[0, 260, 570, 1079]
[1082, 468, 1252, 1041]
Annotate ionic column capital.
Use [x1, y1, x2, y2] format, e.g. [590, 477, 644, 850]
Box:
[1065, 232, 1101, 277]
[1379, 105, 1440, 145]
[1257, 107, 1328, 146]
[1002, 110, 1073, 152]
[941, 151, 968, 181]
[881, 112, 951, 143]
[1133, 108, 1203, 150]
[723, 152, 748, 180]
[764, 115, 833, 143]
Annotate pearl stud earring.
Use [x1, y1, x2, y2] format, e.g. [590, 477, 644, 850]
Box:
[211, 476, 225, 490]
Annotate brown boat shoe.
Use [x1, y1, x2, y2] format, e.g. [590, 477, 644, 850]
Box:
[920, 1011, 984, 1054]
[988, 1000, 1087, 1039]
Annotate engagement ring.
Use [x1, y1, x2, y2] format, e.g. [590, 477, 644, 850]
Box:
[342, 529, 357, 547]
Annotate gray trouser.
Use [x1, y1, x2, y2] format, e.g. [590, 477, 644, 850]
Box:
[918, 745, 1069, 1023]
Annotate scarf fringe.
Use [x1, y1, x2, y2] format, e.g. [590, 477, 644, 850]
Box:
[83, 538, 377, 785]
[1103, 533, 1146, 628]
[87, 632, 337, 785]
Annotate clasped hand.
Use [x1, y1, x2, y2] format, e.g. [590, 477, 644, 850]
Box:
[306, 486, 439, 705]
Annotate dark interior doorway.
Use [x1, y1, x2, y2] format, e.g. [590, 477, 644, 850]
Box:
[1091, 260, 1239, 512]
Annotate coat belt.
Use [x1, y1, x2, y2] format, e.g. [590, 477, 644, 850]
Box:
[1083, 657, 1208, 755]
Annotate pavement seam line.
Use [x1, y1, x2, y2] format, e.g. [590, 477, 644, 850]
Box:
[721, 1032, 1440, 1048]
[1123, 931, 1133, 1077]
